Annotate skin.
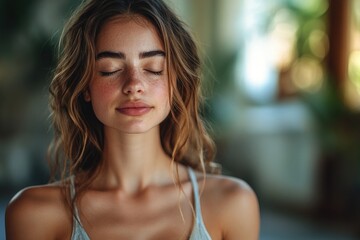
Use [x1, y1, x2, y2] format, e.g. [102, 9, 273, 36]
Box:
[5, 15, 260, 240]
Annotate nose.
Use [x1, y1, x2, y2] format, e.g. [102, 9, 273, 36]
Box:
[122, 69, 144, 95]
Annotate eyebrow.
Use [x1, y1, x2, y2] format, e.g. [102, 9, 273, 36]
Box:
[95, 50, 165, 60]
[139, 50, 165, 58]
[96, 51, 125, 60]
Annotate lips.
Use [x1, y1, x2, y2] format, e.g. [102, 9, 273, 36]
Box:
[116, 102, 152, 116]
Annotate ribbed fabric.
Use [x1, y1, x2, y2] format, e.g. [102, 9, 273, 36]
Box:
[70, 168, 211, 240]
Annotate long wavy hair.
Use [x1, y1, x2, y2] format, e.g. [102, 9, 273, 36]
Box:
[49, 0, 218, 197]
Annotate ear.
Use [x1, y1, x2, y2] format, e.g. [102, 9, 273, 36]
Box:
[83, 90, 91, 102]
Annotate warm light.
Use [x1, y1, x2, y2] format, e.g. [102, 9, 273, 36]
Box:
[348, 51, 360, 88]
[351, 31, 360, 50]
[308, 30, 329, 59]
[353, 0, 360, 27]
[291, 57, 324, 92]
[269, 10, 298, 70]
[344, 1, 360, 111]
[344, 80, 360, 110]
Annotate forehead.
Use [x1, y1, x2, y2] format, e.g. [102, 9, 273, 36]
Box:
[96, 15, 164, 51]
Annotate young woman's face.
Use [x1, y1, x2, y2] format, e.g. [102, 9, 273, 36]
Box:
[86, 15, 171, 134]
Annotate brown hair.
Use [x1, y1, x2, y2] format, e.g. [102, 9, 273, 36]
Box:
[49, 0, 218, 197]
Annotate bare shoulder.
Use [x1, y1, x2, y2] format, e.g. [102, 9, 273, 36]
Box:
[200, 173, 260, 240]
[203, 173, 256, 198]
[5, 183, 72, 240]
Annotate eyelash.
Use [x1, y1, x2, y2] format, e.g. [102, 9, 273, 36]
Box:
[99, 70, 163, 77]
[147, 70, 163, 75]
[99, 70, 119, 76]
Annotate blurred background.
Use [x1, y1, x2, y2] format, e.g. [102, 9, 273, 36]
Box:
[0, 0, 359, 239]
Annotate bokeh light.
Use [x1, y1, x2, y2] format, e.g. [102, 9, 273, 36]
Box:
[308, 29, 329, 59]
[291, 56, 324, 92]
[348, 50, 360, 88]
[290, 0, 328, 16]
[269, 8, 298, 69]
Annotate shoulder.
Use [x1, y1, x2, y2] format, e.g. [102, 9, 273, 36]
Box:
[200, 173, 260, 240]
[5, 184, 72, 240]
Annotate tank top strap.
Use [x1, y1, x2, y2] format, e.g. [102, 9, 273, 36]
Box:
[187, 167, 212, 240]
[187, 168, 202, 222]
[69, 176, 90, 240]
[69, 176, 81, 220]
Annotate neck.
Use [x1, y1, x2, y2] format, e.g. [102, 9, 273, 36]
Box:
[93, 126, 173, 194]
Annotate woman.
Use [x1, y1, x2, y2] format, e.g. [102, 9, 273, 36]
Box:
[5, 0, 260, 239]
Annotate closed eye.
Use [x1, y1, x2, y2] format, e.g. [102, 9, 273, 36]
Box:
[146, 70, 163, 75]
[99, 70, 120, 76]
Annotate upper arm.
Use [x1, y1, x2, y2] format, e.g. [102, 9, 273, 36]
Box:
[220, 179, 260, 240]
[5, 186, 70, 240]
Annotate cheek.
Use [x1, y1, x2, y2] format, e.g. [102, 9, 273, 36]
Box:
[159, 82, 171, 116]
[90, 81, 116, 103]
[153, 80, 170, 103]
[88, 81, 118, 119]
